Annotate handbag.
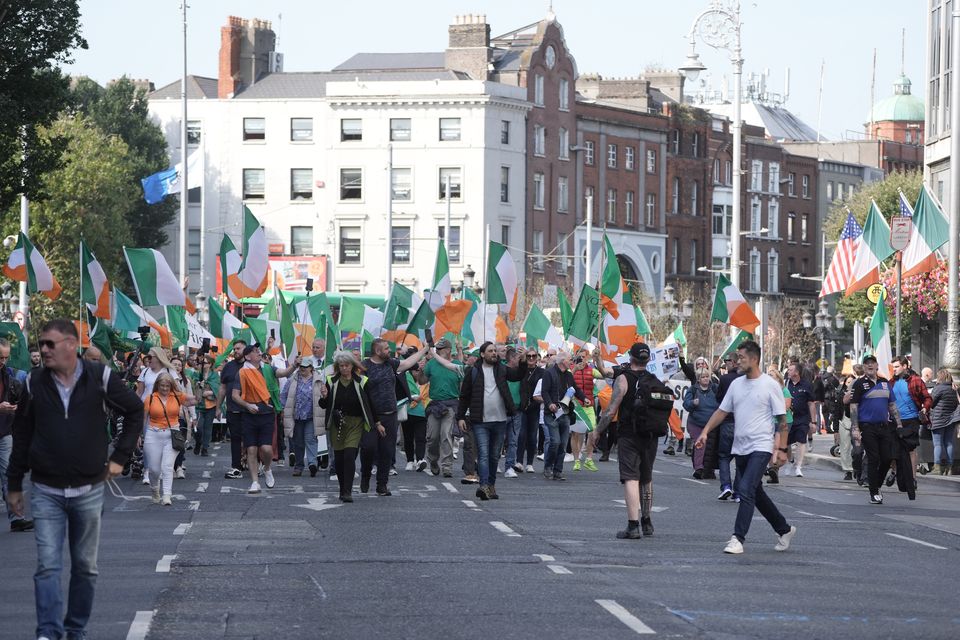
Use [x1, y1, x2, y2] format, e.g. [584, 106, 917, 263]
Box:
[152, 393, 186, 452]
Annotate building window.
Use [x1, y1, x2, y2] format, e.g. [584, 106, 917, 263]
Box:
[390, 118, 411, 142]
[559, 78, 569, 111]
[788, 256, 795, 274]
[787, 173, 796, 196]
[836, 181, 844, 201]
[690, 239, 698, 275]
[671, 130, 680, 154]
[713, 158, 721, 184]
[585, 140, 595, 165]
[534, 74, 544, 106]
[291, 226, 313, 255]
[290, 117, 312, 142]
[340, 168, 362, 200]
[439, 117, 461, 141]
[647, 149, 657, 173]
[501, 225, 510, 247]
[188, 228, 201, 271]
[751, 160, 763, 191]
[607, 143, 617, 169]
[801, 213, 809, 242]
[290, 168, 313, 201]
[670, 238, 679, 274]
[557, 176, 569, 212]
[646, 194, 657, 227]
[625, 191, 634, 225]
[848, 183, 854, 199]
[391, 226, 411, 264]
[826, 181, 834, 201]
[625, 146, 635, 170]
[439, 167, 462, 199]
[500, 166, 510, 203]
[671, 177, 680, 214]
[691, 180, 699, 216]
[767, 250, 779, 292]
[534, 125, 546, 156]
[749, 249, 761, 291]
[187, 186, 201, 204]
[750, 197, 761, 234]
[392, 168, 412, 201]
[340, 118, 362, 141]
[802, 174, 810, 198]
[607, 188, 617, 223]
[801, 258, 809, 276]
[691, 132, 700, 157]
[187, 120, 201, 145]
[533, 230, 544, 271]
[559, 128, 569, 159]
[438, 226, 461, 264]
[787, 211, 796, 241]
[556, 233, 568, 275]
[725, 160, 732, 184]
[767, 198, 779, 238]
[768, 162, 780, 193]
[243, 117, 265, 141]
[533, 172, 545, 209]
[243, 168, 265, 200]
[339, 226, 361, 264]
[713, 204, 732, 236]
[500, 120, 510, 144]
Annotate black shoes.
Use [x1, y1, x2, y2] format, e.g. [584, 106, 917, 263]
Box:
[885, 470, 897, 487]
[616, 527, 642, 539]
[842, 471, 853, 481]
[200, 449, 209, 457]
[360, 476, 370, 493]
[10, 519, 34, 532]
[309, 464, 318, 477]
[376, 486, 392, 497]
[319, 454, 329, 470]
[766, 467, 779, 484]
[663, 446, 676, 456]
[599, 452, 610, 462]
[339, 493, 353, 503]
[640, 517, 654, 537]
[476, 486, 490, 501]
[692, 469, 704, 480]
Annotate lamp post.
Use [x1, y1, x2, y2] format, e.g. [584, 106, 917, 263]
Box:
[946, 5, 960, 376]
[802, 300, 844, 370]
[680, 0, 743, 291]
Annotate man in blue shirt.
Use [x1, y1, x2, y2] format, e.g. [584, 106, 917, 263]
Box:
[851, 355, 903, 504]
[786, 363, 815, 477]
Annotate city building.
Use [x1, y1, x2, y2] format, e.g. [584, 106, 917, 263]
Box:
[926, 0, 954, 209]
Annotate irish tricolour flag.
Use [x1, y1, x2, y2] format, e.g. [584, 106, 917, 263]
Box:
[80, 240, 110, 319]
[710, 274, 760, 334]
[486, 241, 519, 321]
[846, 200, 893, 295]
[902, 185, 948, 279]
[124, 247, 186, 308]
[869, 298, 893, 378]
[2, 232, 61, 300]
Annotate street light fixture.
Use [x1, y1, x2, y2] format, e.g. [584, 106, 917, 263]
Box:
[681, 298, 694, 318]
[462, 265, 476, 290]
[680, 0, 743, 291]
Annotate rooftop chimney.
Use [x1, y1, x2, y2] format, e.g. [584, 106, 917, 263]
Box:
[445, 14, 491, 81]
[218, 15, 276, 99]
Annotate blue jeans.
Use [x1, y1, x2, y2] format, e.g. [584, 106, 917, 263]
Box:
[291, 419, 318, 471]
[473, 421, 507, 486]
[504, 413, 523, 469]
[0, 434, 14, 523]
[32, 483, 105, 640]
[733, 451, 790, 542]
[543, 413, 571, 474]
[718, 421, 735, 488]
[932, 425, 957, 466]
[195, 407, 215, 452]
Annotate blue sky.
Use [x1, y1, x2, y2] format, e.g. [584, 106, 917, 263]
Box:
[65, 0, 924, 140]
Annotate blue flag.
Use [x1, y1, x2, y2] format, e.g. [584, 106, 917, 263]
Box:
[141, 167, 179, 204]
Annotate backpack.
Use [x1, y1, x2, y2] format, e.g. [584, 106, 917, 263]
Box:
[620, 368, 675, 437]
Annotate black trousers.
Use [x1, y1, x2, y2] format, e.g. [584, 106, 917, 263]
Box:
[402, 414, 427, 462]
[860, 421, 896, 495]
[360, 412, 399, 489]
[227, 411, 244, 470]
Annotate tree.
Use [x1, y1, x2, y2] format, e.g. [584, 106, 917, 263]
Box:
[0, 0, 86, 210]
[764, 300, 822, 370]
[2, 115, 134, 325]
[71, 77, 178, 247]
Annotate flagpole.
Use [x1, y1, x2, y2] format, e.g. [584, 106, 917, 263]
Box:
[445, 174, 451, 262]
[895, 251, 902, 356]
[78, 239, 84, 355]
[178, 0, 189, 288]
[385, 143, 393, 295]
[946, 3, 960, 377]
[198, 135, 206, 318]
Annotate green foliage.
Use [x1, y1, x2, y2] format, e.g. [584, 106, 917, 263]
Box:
[70, 77, 177, 247]
[2, 115, 134, 325]
[0, 0, 86, 209]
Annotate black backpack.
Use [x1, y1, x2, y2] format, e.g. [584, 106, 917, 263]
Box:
[620, 368, 675, 437]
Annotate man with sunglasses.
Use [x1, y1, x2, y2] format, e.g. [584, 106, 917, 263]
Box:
[7, 319, 144, 640]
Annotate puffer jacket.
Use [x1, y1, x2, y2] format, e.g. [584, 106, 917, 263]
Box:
[682, 382, 720, 427]
[930, 382, 959, 430]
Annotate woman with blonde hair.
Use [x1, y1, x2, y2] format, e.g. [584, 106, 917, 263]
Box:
[144, 372, 196, 504]
[136, 347, 177, 401]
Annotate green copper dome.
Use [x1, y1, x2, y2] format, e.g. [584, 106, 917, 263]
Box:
[866, 75, 925, 123]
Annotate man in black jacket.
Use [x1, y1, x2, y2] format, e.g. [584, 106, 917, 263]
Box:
[539, 351, 585, 481]
[6, 319, 143, 640]
[456, 341, 526, 500]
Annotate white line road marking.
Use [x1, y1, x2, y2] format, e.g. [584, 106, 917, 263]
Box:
[547, 564, 572, 574]
[206, 461, 215, 467]
[125, 610, 155, 640]
[173, 523, 191, 536]
[202, 470, 211, 478]
[596, 599, 656, 635]
[196, 482, 208, 493]
[188, 501, 200, 511]
[155, 554, 176, 573]
[796, 510, 839, 521]
[490, 521, 521, 537]
[462, 500, 478, 508]
[612, 500, 668, 512]
[885, 532, 948, 550]
[533, 554, 555, 562]
[652, 469, 662, 474]
[682, 477, 709, 486]
[442, 482, 458, 493]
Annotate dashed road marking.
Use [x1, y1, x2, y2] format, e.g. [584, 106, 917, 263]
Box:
[155, 554, 176, 573]
[202, 470, 211, 478]
[125, 610, 155, 640]
[490, 521, 521, 537]
[196, 482, 208, 493]
[206, 461, 215, 467]
[442, 482, 459, 493]
[681, 477, 709, 486]
[173, 523, 191, 536]
[596, 599, 656, 634]
[547, 564, 572, 574]
[462, 500, 478, 508]
[885, 532, 948, 550]
[533, 554, 555, 562]
[796, 510, 839, 521]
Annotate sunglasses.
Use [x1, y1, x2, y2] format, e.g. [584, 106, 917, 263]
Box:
[38, 338, 70, 350]
[526, 354, 539, 359]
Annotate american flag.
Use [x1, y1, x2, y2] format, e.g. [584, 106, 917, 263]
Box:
[899, 190, 914, 217]
[820, 211, 863, 297]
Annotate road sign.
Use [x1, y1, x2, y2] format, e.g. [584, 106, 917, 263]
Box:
[867, 283, 886, 304]
[890, 216, 913, 251]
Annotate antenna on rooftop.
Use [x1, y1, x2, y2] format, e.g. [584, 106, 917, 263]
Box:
[277, 12, 283, 48]
[901, 27, 906, 76]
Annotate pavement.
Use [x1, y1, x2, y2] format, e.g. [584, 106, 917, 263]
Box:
[2, 434, 960, 639]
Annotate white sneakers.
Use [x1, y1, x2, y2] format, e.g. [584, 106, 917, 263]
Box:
[723, 536, 744, 554]
[525, 465, 536, 473]
[504, 468, 518, 478]
[563, 453, 575, 463]
[405, 461, 415, 471]
[175, 467, 186, 479]
[417, 460, 427, 472]
[161, 495, 172, 506]
[151, 487, 161, 504]
[775, 526, 797, 552]
[264, 468, 276, 489]
[794, 466, 804, 478]
[248, 481, 261, 494]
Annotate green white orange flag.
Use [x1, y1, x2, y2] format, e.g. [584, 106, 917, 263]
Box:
[124, 247, 185, 308]
[710, 274, 761, 334]
[557, 288, 574, 334]
[384, 282, 421, 330]
[208, 297, 246, 341]
[80, 240, 110, 319]
[568, 285, 601, 343]
[425, 239, 451, 312]
[274, 286, 297, 356]
[522, 304, 564, 350]
[435, 299, 473, 337]
[600, 280, 638, 354]
[486, 241, 519, 321]
[869, 298, 893, 378]
[2, 232, 61, 300]
[572, 402, 596, 433]
[219, 235, 244, 303]
[719, 329, 753, 360]
[112, 289, 171, 348]
[902, 185, 949, 279]
[635, 304, 652, 337]
[846, 200, 893, 295]
[599, 235, 622, 318]
[236, 206, 269, 299]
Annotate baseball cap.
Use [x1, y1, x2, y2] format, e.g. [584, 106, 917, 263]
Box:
[299, 356, 316, 368]
[629, 343, 650, 360]
[434, 338, 452, 350]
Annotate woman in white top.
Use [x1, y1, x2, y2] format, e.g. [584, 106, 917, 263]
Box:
[136, 347, 178, 401]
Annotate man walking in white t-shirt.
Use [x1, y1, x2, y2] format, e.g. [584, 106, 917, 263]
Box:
[696, 340, 796, 554]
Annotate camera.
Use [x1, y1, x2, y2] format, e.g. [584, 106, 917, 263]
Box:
[137, 325, 150, 342]
[574, 356, 584, 364]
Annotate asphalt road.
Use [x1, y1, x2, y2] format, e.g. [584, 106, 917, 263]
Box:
[2, 433, 959, 639]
